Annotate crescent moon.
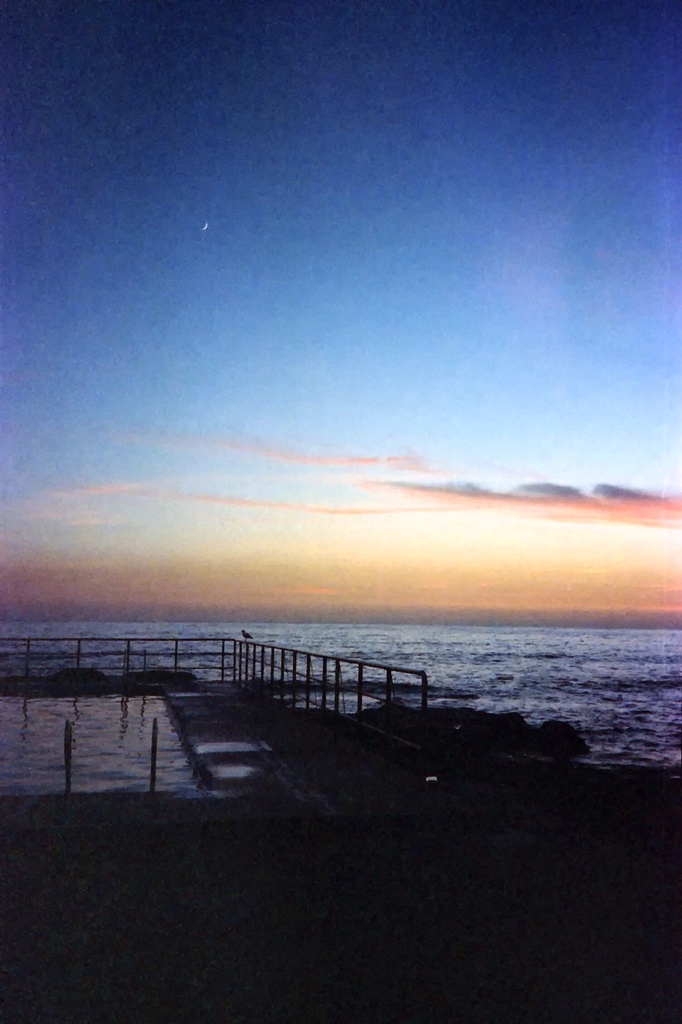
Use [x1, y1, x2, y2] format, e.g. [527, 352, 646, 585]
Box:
[202, 222, 208, 231]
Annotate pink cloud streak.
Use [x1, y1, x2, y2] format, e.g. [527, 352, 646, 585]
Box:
[50, 483, 425, 516]
[122, 432, 433, 473]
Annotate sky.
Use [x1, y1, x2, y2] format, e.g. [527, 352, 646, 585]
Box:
[2, 0, 681, 625]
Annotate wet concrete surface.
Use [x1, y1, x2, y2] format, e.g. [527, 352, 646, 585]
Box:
[164, 683, 546, 831]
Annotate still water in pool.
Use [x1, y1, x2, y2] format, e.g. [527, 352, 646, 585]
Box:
[0, 695, 199, 795]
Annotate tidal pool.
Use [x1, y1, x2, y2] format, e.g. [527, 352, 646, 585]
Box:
[0, 695, 199, 795]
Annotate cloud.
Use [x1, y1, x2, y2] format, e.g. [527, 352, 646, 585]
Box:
[592, 484, 655, 502]
[374, 480, 682, 527]
[269, 586, 340, 596]
[49, 483, 421, 517]
[516, 483, 585, 501]
[173, 491, 398, 516]
[47, 476, 682, 528]
[51, 482, 150, 498]
[122, 431, 434, 473]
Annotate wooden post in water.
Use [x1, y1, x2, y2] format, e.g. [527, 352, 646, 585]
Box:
[64, 719, 72, 796]
[149, 717, 158, 793]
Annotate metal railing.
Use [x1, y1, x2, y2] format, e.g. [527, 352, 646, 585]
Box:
[0, 634, 429, 752]
[233, 638, 429, 749]
[0, 636, 236, 683]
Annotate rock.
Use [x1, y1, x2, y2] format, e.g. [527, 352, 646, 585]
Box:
[361, 703, 589, 763]
[125, 669, 197, 685]
[535, 719, 590, 759]
[460, 709, 530, 743]
[47, 667, 108, 683]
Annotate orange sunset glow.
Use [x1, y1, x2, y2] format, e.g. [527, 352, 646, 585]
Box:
[4, 471, 680, 624]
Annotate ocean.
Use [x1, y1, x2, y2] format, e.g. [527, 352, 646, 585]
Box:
[0, 621, 680, 772]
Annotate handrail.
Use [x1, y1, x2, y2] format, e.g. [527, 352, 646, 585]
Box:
[0, 634, 429, 752]
[232, 640, 427, 678]
[233, 638, 428, 749]
[0, 635, 234, 684]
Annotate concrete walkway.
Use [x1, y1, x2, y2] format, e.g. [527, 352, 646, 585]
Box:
[164, 682, 544, 833]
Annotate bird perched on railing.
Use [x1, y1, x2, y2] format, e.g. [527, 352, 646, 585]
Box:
[241, 630, 253, 640]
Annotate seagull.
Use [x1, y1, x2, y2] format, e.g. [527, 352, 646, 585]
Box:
[241, 630, 253, 640]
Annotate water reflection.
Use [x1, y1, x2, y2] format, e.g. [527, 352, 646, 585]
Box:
[0, 695, 197, 795]
[119, 696, 128, 741]
[138, 695, 147, 742]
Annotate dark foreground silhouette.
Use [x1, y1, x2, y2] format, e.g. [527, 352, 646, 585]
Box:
[1, 807, 679, 1024]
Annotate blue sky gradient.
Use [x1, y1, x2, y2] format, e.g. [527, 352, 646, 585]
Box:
[2, 0, 680, 622]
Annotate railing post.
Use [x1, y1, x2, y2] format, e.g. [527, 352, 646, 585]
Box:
[385, 669, 393, 752]
[356, 663, 364, 718]
[149, 717, 158, 793]
[232, 639, 237, 683]
[251, 643, 257, 686]
[64, 719, 72, 795]
[279, 648, 285, 702]
[305, 653, 312, 712]
[270, 647, 275, 695]
[291, 651, 298, 708]
[420, 670, 428, 714]
[334, 659, 341, 715]
[221, 639, 226, 683]
[321, 655, 328, 711]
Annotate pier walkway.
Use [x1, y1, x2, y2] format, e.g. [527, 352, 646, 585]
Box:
[164, 681, 536, 829]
